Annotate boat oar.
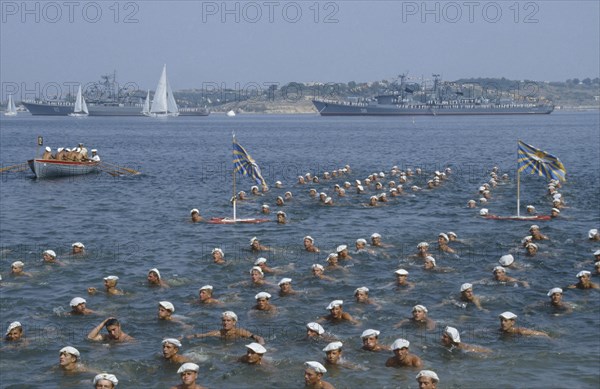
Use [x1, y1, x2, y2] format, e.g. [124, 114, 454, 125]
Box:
[0, 162, 28, 173]
[100, 161, 141, 175]
[96, 164, 125, 177]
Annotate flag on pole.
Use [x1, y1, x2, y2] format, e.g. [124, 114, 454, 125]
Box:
[518, 140, 566, 181]
[233, 136, 267, 187]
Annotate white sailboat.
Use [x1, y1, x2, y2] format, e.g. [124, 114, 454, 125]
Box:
[149, 65, 179, 117]
[69, 85, 89, 117]
[141, 90, 151, 116]
[4, 95, 17, 116]
[226, 110, 236, 117]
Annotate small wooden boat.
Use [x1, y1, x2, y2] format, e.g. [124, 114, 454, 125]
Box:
[27, 159, 99, 179]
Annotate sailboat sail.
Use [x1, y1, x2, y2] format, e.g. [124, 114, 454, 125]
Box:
[5, 95, 17, 116]
[70, 85, 89, 116]
[142, 90, 150, 115]
[150, 65, 178, 116]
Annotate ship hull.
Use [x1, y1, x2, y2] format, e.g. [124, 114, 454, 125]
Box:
[312, 100, 554, 116]
[27, 159, 99, 179]
[22, 101, 209, 117]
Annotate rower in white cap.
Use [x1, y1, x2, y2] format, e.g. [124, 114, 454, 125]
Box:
[187, 311, 265, 345]
[304, 361, 334, 389]
[42, 146, 53, 159]
[385, 338, 423, 368]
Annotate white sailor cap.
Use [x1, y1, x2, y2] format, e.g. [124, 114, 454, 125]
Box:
[576, 270, 591, 278]
[91, 149, 97, 153]
[529, 225, 540, 231]
[526, 205, 535, 210]
[199, 285, 213, 291]
[323, 341, 343, 352]
[177, 363, 199, 374]
[222, 311, 238, 321]
[250, 266, 264, 275]
[212, 248, 223, 255]
[480, 208, 489, 215]
[324, 197, 333, 204]
[589, 229, 599, 239]
[148, 268, 161, 278]
[547, 287, 563, 296]
[467, 199, 476, 204]
[326, 253, 338, 262]
[526, 243, 538, 250]
[278, 278, 292, 286]
[312, 264, 324, 271]
[395, 269, 409, 275]
[59, 346, 80, 357]
[411, 185, 420, 191]
[93, 374, 118, 386]
[448, 231, 457, 238]
[57, 147, 64, 152]
[159, 301, 175, 312]
[45, 146, 51, 152]
[379, 172, 385, 178]
[478, 186, 485, 191]
[262, 204, 270, 209]
[162, 338, 182, 348]
[190, 208, 199, 215]
[438, 233, 449, 242]
[43, 250, 56, 258]
[460, 283, 473, 292]
[425, 256, 436, 266]
[250, 237, 259, 244]
[11, 260, 24, 268]
[521, 236, 533, 244]
[370, 195, 378, 201]
[304, 361, 327, 374]
[251, 185, 258, 191]
[417, 242, 429, 248]
[277, 211, 286, 216]
[254, 257, 267, 265]
[371, 233, 381, 239]
[354, 287, 369, 294]
[72, 242, 85, 248]
[553, 193, 562, 200]
[499, 311, 517, 320]
[5, 321, 21, 335]
[479, 198, 487, 203]
[245, 342, 267, 354]
[319, 192, 327, 197]
[444, 326, 460, 343]
[326, 300, 343, 310]
[357, 185, 364, 191]
[275, 180, 282, 185]
[594, 250, 600, 256]
[416, 370, 439, 382]
[413, 304, 428, 313]
[103, 275, 119, 281]
[70, 297, 86, 307]
[361, 329, 380, 338]
[306, 322, 325, 334]
[499, 254, 514, 266]
[304, 236, 314, 242]
[552, 208, 560, 213]
[392, 338, 410, 350]
[356, 238, 367, 245]
[336, 245, 347, 253]
[493, 266, 506, 273]
[255, 292, 271, 300]
[66, 148, 72, 152]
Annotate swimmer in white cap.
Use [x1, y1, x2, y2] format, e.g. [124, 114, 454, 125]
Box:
[10, 261, 32, 277]
[499, 312, 549, 337]
[211, 248, 225, 264]
[87, 317, 134, 342]
[69, 297, 94, 315]
[190, 209, 202, 223]
[275, 196, 285, 206]
[354, 287, 382, 309]
[311, 264, 335, 282]
[5, 321, 24, 342]
[546, 287, 573, 314]
[170, 363, 205, 389]
[325, 253, 344, 272]
[71, 242, 85, 255]
[93, 373, 119, 388]
[492, 266, 530, 288]
[385, 338, 423, 368]
[323, 341, 357, 368]
[254, 257, 279, 275]
[459, 283, 485, 311]
[395, 305, 436, 331]
[550, 208, 560, 218]
[276, 211, 287, 224]
[567, 271, 599, 289]
[416, 370, 439, 388]
[42, 249, 63, 265]
[355, 238, 368, 252]
[261, 204, 271, 214]
[304, 236, 320, 253]
[415, 242, 430, 259]
[437, 233, 455, 254]
[250, 237, 269, 252]
[187, 311, 265, 345]
[529, 225, 548, 240]
[278, 278, 296, 296]
[162, 338, 190, 364]
[59, 346, 88, 372]
[440, 326, 491, 353]
[239, 342, 267, 365]
[318, 300, 359, 325]
[467, 199, 477, 208]
[198, 285, 220, 305]
[304, 361, 334, 389]
[394, 269, 415, 291]
[525, 242, 539, 257]
[336, 245, 352, 260]
[148, 268, 169, 288]
[253, 292, 276, 313]
[589, 229, 600, 241]
[158, 301, 177, 321]
[361, 329, 390, 352]
[88, 276, 124, 296]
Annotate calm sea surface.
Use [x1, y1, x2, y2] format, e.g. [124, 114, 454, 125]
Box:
[0, 112, 599, 389]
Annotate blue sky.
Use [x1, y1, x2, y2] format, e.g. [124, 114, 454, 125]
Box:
[1, 0, 598, 98]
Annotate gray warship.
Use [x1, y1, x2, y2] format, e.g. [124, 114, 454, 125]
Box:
[313, 74, 554, 116]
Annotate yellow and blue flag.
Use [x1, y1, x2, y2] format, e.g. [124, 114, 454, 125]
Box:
[518, 140, 566, 181]
[233, 136, 266, 186]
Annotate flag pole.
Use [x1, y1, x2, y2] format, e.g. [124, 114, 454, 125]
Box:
[516, 140, 520, 217]
[232, 133, 237, 221]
